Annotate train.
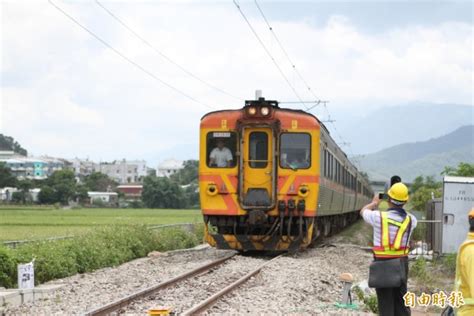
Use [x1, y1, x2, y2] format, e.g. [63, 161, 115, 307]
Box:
[199, 97, 373, 251]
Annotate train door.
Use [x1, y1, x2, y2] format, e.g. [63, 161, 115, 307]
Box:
[239, 127, 274, 209]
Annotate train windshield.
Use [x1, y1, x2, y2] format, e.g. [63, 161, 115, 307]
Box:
[207, 132, 237, 168]
[280, 133, 311, 169]
[249, 132, 268, 168]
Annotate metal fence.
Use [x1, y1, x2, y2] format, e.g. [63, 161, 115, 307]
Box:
[409, 198, 443, 259]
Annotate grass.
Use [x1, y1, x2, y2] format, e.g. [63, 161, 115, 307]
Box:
[332, 219, 373, 246]
[0, 225, 204, 288]
[409, 254, 457, 294]
[0, 206, 202, 241]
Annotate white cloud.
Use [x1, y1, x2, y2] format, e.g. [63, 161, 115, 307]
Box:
[1, 1, 472, 164]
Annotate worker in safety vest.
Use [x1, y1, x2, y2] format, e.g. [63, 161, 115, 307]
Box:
[455, 208, 474, 315]
[360, 182, 417, 316]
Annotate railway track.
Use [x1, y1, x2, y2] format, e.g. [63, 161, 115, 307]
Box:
[83, 253, 282, 316]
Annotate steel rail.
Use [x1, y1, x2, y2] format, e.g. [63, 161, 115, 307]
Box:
[181, 254, 283, 315]
[83, 253, 236, 316]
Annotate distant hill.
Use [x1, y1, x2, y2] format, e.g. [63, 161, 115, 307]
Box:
[356, 125, 474, 182]
[0, 134, 27, 156]
[335, 103, 473, 154]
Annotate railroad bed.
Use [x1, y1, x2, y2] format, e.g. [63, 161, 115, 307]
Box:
[3, 244, 375, 315]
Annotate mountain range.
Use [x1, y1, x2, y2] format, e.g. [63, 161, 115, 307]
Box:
[355, 125, 474, 182]
[331, 103, 473, 154]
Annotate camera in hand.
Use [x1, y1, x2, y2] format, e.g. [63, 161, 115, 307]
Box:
[378, 192, 387, 199]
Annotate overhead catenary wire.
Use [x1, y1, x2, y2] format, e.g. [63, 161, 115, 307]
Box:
[95, 0, 243, 102]
[48, 0, 213, 110]
[254, 0, 321, 104]
[232, 0, 309, 108]
[252, 2, 359, 166]
[320, 102, 361, 168]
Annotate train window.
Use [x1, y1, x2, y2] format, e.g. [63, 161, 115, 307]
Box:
[329, 154, 334, 179]
[249, 132, 268, 168]
[206, 132, 237, 168]
[324, 150, 329, 177]
[280, 133, 311, 169]
[320, 146, 325, 176]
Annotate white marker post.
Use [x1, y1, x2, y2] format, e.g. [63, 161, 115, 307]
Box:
[18, 260, 35, 289]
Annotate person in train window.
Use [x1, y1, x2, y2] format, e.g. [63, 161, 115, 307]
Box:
[284, 153, 309, 169]
[209, 139, 233, 168]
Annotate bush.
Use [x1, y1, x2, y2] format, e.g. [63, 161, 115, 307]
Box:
[11, 191, 26, 204]
[0, 225, 202, 288]
[440, 253, 457, 275]
[353, 286, 378, 314]
[410, 257, 430, 283]
[0, 247, 16, 288]
[127, 200, 144, 208]
[38, 186, 56, 204]
[91, 197, 106, 207]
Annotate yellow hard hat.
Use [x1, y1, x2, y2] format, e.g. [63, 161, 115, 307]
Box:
[469, 208, 474, 219]
[387, 182, 409, 203]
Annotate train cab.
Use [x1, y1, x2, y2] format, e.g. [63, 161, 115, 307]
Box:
[199, 97, 372, 251]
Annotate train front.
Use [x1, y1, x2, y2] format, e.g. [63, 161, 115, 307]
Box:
[199, 98, 320, 251]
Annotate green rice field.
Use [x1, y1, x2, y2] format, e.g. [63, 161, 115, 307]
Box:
[0, 206, 202, 241]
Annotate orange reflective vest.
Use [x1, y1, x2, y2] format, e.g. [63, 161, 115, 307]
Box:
[373, 211, 412, 258]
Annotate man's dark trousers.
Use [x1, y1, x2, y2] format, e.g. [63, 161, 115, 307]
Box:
[374, 256, 410, 316]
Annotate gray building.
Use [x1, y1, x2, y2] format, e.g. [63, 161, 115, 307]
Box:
[97, 159, 148, 184]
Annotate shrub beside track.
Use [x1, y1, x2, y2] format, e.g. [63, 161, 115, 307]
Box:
[0, 224, 203, 288]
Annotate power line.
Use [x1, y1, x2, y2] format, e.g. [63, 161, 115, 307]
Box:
[252, 1, 363, 167]
[254, 0, 321, 103]
[232, 0, 308, 107]
[48, 0, 213, 110]
[320, 102, 360, 168]
[95, 0, 243, 102]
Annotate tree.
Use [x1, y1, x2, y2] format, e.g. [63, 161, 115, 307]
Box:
[442, 162, 474, 177]
[411, 175, 439, 193]
[75, 184, 89, 203]
[360, 172, 369, 181]
[38, 186, 56, 204]
[170, 160, 198, 185]
[16, 179, 33, 203]
[0, 162, 17, 188]
[83, 172, 117, 192]
[45, 170, 77, 204]
[142, 176, 185, 209]
[0, 134, 27, 156]
[410, 175, 442, 211]
[11, 191, 26, 203]
[182, 183, 200, 209]
[411, 187, 442, 212]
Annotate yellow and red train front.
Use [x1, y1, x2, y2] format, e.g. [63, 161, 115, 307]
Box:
[199, 99, 320, 251]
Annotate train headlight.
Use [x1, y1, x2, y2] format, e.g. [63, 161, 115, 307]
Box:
[207, 184, 218, 196]
[261, 106, 270, 116]
[248, 107, 257, 115]
[298, 185, 309, 198]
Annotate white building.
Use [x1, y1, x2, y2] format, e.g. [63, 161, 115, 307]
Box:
[0, 187, 19, 201]
[157, 159, 184, 177]
[87, 191, 118, 205]
[70, 158, 98, 179]
[0, 150, 16, 159]
[98, 159, 148, 184]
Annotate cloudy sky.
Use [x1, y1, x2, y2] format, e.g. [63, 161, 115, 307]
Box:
[1, 0, 472, 167]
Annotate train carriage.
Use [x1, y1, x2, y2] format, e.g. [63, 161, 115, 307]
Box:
[199, 97, 372, 251]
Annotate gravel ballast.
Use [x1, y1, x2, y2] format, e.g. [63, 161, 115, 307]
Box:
[4, 242, 380, 315]
[3, 247, 231, 315]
